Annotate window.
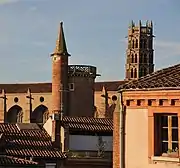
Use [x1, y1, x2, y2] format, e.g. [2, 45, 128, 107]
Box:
[154, 114, 178, 156]
[134, 54, 137, 63]
[130, 69, 134, 78]
[148, 100, 152, 106]
[159, 99, 163, 106]
[14, 97, 19, 103]
[126, 100, 130, 106]
[144, 40, 147, 48]
[140, 39, 143, 49]
[132, 40, 135, 49]
[144, 53, 147, 63]
[171, 99, 176, 106]
[144, 68, 147, 76]
[131, 54, 134, 63]
[137, 100, 141, 106]
[135, 39, 138, 48]
[134, 68, 137, 78]
[69, 83, 74, 91]
[40, 96, 44, 102]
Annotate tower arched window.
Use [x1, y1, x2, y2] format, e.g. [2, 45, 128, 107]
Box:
[135, 39, 138, 48]
[149, 39, 152, 49]
[140, 53, 143, 63]
[131, 69, 134, 78]
[132, 40, 135, 49]
[144, 68, 147, 76]
[134, 68, 137, 78]
[135, 54, 137, 63]
[144, 53, 147, 63]
[144, 40, 147, 48]
[131, 54, 134, 63]
[140, 39, 143, 49]
[139, 68, 143, 77]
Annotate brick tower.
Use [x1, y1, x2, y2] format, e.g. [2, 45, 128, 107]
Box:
[51, 22, 70, 116]
[125, 20, 154, 80]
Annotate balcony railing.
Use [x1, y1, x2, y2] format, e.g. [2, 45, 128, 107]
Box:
[68, 65, 99, 78]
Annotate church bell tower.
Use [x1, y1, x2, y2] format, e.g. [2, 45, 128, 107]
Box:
[125, 20, 154, 80]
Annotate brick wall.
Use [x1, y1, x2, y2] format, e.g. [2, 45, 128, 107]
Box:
[113, 104, 120, 168]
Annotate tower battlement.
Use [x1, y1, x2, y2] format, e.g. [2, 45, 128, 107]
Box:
[68, 65, 98, 78]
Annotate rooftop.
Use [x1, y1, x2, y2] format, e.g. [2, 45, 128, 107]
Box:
[0, 123, 66, 159]
[0, 80, 125, 93]
[62, 116, 113, 133]
[118, 63, 180, 90]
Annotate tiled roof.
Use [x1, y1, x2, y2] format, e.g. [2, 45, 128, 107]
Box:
[62, 116, 113, 132]
[0, 155, 39, 166]
[118, 63, 180, 90]
[0, 80, 125, 93]
[0, 123, 66, 159]
[0, 83, 52, 93]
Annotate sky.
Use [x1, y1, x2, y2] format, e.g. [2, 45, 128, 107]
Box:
[0, 0, 180, 83]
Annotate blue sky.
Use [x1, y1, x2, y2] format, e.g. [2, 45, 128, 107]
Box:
[0, 0, 180, 83]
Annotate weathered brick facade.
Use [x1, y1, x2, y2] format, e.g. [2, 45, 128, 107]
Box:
[113, 102, 120, 168]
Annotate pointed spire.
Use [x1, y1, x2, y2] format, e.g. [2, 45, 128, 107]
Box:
[1, 89, 5, 96]
[27, 88, 31, 95]
[129, 20, 134, 28]
[101, 86, 108, 98]
[102, 86, 106, 95]
[52, 22, 70, 56]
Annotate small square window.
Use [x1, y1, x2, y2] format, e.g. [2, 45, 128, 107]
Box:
[126, 100, 130, 106]
[148, 100, 152, 106]
[69, 83, 74, 91]
[137, 100, 141, 106]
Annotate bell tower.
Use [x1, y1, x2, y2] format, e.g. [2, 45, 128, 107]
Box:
[51, 22, 70, 116]
[125, 20, 154, 80]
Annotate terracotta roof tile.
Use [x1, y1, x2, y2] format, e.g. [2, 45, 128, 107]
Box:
[0, 155, 39, 166]
[0, 123, 66, 159]
[118, 63, 180, 90]
[62, 116, 113, 132]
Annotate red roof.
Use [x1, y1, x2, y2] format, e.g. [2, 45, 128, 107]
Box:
[62, 116, 113, 132]
[119, 63, 180, 90]
[0, 80, 126, 93]
[0, 123, 66, 159]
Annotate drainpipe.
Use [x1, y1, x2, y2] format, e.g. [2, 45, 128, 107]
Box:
[119, 90, 125, 168]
